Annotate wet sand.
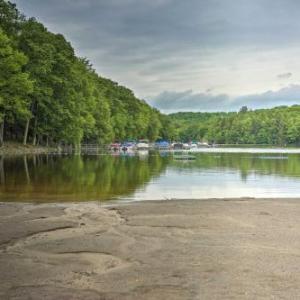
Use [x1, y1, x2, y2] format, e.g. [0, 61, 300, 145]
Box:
[1, 198, 300, 299]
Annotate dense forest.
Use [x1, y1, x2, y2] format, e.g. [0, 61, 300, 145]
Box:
[170, 105, 300, 146]
[0, 0, 175, 147]
[1, 1, 299, 148]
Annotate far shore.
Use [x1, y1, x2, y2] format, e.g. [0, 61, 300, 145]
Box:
[0, 142, 300, 157]
[1, 198, 300, 299]
[0, 143, 55, 156]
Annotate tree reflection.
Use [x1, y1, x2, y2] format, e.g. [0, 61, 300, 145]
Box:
[0, 154, 170, 202]
[0, 152, 299, 203]
[170, 153, 300, 180]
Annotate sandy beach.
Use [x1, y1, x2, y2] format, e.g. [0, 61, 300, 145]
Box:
[1, 198, 300, 299]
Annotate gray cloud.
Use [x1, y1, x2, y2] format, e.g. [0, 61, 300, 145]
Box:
[277, 72, 293, 79]
[14, 0, 300, 58]
[148, 85, 300, 113]
[12, 0, 300, 107]
[147, 90, 229, 112]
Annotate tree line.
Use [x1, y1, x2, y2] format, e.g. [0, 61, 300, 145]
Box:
[1, 1, 299, 148]
[170, 105, 300, 146]
[0, 0, 175, 147]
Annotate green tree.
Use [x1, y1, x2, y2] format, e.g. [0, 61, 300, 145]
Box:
[0, 29, 32, 145]
[18, 18, 56, 145]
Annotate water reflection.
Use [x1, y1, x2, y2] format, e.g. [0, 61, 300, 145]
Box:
[0, 154, 169, 202]
[0, 152, 299, 202]
[170, 153, 300, 180]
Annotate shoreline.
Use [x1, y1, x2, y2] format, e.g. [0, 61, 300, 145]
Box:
[1, 196, 299, 206]
[0, 143, 55, 156]
[0, 143, 300, 157]
[1, 198, 300, 299]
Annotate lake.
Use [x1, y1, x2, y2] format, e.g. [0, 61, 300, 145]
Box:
[0, 149, 300, 203]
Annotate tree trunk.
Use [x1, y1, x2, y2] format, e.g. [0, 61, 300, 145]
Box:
[0, 118, 5, 147]
[32, 116, 38, 146]
[36, 135, 39, 146]
[23, 118, 30, 145]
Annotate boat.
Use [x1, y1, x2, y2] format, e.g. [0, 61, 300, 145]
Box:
[121, 142, 136, 152]
[197, 142, 210, 148]
[155, 140, 170, 150]
[110, 143, 120, 152]
[136, 139, 150, 150]
[173, 142, 184, 150]
[183, 143, 191, 150]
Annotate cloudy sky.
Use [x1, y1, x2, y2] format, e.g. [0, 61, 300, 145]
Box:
[14, 0, 300, 112]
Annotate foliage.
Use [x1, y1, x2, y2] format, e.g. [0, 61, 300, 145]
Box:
[0, 29, 32, 125]
[1, 0, 299, 147]
[170, 106, 300, 145]
[0, 0, 169, 146]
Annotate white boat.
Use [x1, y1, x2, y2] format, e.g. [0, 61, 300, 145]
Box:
[197, 142, 210, 148]
[137, 140, 150, 150]
[173, 142, 184, 150]
[110, 143, 121, 152]
[121, 142, 136, 152]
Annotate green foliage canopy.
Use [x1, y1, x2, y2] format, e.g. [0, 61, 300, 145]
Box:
[170, 106, 300, 146]
[0, 0, 170, 146]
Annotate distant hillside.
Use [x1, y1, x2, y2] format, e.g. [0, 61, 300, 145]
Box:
[169, 106, 300, 145]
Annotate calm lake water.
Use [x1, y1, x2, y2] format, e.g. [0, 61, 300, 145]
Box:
[0, 149, 300, 203]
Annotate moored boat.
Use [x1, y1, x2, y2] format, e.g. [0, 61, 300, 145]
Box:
[183, 143, 191, 150]
[110, 143, 121, 152]
[121, 142, 136, 152]
[136, 139, 150, 150]
[197, 142, 210, 148]
[155, 140, 170, 150]
[173, 142, 184, 150]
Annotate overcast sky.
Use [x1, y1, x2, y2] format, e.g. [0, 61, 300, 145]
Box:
[13, 0, 300, 112]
